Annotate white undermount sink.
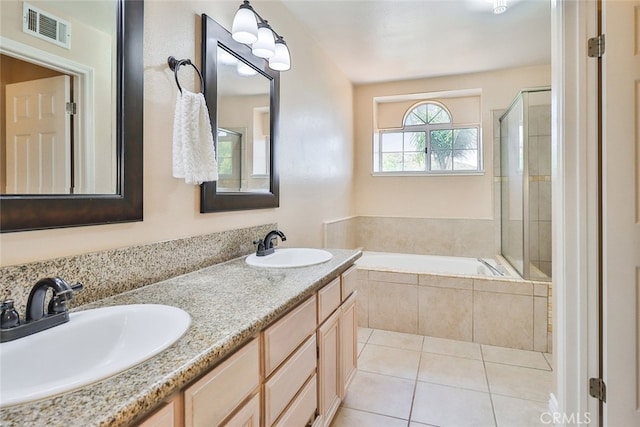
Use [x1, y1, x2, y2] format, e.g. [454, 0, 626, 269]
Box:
[246, 248, 333, 268]
[0, 304, 190, 407]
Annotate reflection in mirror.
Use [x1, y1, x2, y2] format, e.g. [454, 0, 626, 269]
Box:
[0, 0, 143, 232]
[0, 0, 118, 195]
[216, 46, 270, 193]
[201, 14, 279, 212]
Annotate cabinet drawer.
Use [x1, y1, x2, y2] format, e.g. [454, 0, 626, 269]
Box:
[184, 338, 259, 427]
[341, 265, 358, 301]
[274, 375, 318, 427]
[223, 393, 260, 427]
[317, 278, 341, 323]
[264, 296, 317, 376]
[137, 395, 181, 427]
[264, 335, 317, 426]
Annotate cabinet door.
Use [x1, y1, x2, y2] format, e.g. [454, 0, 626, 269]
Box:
[223, 393, 260, 427]
[340, 265, 358, 301]
[184, 338, 259, 427]
[340, 292, 357, 397]
[317, 309, 341, 427]
[137, 395, 182, 427]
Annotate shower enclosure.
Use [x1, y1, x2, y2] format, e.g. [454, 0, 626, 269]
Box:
[499, 88, 551, 281]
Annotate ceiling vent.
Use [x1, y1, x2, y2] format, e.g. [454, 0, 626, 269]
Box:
[22, 2, 71, 49]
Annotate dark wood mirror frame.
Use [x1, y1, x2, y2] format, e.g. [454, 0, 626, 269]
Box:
[0, 0, 143, 232]
[200, 14, 279, 213]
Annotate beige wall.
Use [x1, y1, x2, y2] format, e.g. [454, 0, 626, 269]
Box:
[0, 0, 355, 266]
[353, 65, 551, 220]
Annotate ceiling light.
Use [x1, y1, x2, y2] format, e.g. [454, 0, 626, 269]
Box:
[493, 0, 508, 14]
[231, 1, 291, 70]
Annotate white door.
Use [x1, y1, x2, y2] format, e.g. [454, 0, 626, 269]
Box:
[602, 0, 640, 425]
[5, 75, 71, 194]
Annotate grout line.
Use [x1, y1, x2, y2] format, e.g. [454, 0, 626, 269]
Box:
[481, 344, 499, 427]
[407, 343, 424, 426]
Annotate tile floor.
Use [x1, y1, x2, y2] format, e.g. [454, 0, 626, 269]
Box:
[331, 328, 553, 427]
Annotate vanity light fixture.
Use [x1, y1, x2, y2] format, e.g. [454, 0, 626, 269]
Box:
[493, 0, 508, 14]
[231, 0, 291, 71]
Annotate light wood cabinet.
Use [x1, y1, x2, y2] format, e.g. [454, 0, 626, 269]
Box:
[264, 335, 317, 426]
[184, 338, 260, 427]
[137, 394, 183, 427]
[137, 263, 358, 427]
[264, 295, 317, 377]
[340, 293, 357, 397]
[317, 309, 341, 427]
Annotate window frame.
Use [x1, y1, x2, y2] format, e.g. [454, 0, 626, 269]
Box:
[373, 101, 484, 176]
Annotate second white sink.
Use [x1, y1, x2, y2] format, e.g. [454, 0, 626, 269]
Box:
[246, 248, 333, 268]
[0, 304, 190, 407]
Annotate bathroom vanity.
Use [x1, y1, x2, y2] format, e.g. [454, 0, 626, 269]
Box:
[0, 249, 360, 427]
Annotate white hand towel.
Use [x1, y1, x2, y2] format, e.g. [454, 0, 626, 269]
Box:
[172, 90, 219, 185]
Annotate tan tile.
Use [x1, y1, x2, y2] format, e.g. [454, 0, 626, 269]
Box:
[474, 291, 533, 350]
[357, 342, 365, 356]
[356, 281, 369, 328]
[369, 281, 418, 334]
[492, 394, 549, 427]
[485, 362, 553, 402]
[419, 274, 472, 290]
[368, 329, 424, 351]
[342, 370, 414, 420]
[533, 296, 548, 352]
[330, 407, 407, 427]
[411, 382, 495, 426]
[369, 270, 418, 285]
[543, 353, 553, 370]
[418, 353, 488, 392]
[474, 278, 533, 295]
[422, 336, 482, 360]
[481, 345, 551, 370]
[418, 286, 472, 341]
[533, 283, 548, 297]
[359, 344, 421, 380]
[358, 327, 373, 343]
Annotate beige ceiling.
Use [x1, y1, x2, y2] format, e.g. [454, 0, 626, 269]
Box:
[280, 0, 551, 84]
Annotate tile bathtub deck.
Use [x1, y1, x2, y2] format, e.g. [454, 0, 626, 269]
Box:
[331, 328, 553, 427]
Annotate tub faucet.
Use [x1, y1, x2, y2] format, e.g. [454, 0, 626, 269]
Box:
[0, 277, 83, 343]
[254, 230, 287, 256]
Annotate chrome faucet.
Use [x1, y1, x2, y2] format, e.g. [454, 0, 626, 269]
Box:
[253, 230, 287, 256]
[0, 277, 82, 342]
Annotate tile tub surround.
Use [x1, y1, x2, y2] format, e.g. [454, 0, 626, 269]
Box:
[324, 216, 496, 258]
[357, 268, 551, 352]
[0, 249, 361, 427]
[0, 224, 276, 315]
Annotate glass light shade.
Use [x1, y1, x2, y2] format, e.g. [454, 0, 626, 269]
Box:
[252, 24, 276, 58]
[493, 0, 507, 14]
[269, 39, 291, 71]
[231, 6, 258, 44]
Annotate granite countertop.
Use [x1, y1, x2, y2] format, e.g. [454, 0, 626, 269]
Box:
[0, 248, 361, 427]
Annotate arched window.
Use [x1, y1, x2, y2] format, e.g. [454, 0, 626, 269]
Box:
[374, 101, 481, 173]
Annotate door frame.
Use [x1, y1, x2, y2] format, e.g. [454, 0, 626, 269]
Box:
[1, 36, 95, 193]
[551, 0, 601, 423]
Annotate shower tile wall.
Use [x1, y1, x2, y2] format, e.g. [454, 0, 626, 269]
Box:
[528, 105, 552, 277]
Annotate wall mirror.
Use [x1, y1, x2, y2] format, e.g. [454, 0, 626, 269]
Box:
[201, 14, 279, 212]
[0, 0, 143, 232]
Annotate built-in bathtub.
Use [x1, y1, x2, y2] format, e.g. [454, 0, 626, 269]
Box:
[355, 251, 551, 352]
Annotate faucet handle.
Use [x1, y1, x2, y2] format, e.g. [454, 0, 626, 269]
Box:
[1, 299, 20, 329]
[47, 282, 83, 315]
